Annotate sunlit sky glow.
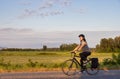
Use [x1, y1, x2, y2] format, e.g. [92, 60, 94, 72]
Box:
[0, 0, 120, 48]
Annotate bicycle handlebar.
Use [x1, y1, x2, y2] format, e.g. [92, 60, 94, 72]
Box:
[70, 52, 79, 58]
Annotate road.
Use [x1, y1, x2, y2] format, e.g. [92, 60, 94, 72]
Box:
[0, 70, 120, 79]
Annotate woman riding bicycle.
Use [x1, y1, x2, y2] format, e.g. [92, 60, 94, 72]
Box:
[72, 34, 91, 72]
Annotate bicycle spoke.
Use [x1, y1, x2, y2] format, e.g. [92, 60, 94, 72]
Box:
[86, 61, 99, 75]
[66, 71, 69, 75]
[62, 59, 79, 76]
[69, 62, 73, 68]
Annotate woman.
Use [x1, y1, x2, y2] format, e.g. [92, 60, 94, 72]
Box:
[72, 34, 91, 71]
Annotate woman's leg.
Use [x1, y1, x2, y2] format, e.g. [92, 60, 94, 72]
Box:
[79, 53, 85, 69]
[80, 52, 91, 69]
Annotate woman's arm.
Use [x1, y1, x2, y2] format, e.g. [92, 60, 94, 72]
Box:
[72, 41, 87, 53]
[72, 44, 81, 52]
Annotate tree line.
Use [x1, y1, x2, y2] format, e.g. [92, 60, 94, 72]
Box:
[60, 43, 77, 51]
[1, 36, 120, 52]
[96, 36, 120, 52]
[1, 43, 77, 51]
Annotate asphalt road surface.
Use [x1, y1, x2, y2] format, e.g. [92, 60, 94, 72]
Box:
[0, 70, 120, 79]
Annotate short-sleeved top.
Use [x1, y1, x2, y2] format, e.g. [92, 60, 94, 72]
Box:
[80, 41, 90, 52]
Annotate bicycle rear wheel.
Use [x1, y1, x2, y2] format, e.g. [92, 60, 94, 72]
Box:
[62, 59, 79, 76]
[86, 61, 99, 75]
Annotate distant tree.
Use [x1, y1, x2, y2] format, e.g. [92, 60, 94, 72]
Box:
[114, 36, 120, 52]
[108, 38, 114, 52]
[99, 38, 108, 52]
[96, 44, 100, 52]
[96, 36, 120, 52]
[43, 45, 47, 51]
[60, 43, 77, 51]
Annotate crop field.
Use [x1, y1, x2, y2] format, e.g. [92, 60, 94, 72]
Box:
[0, 51, 119, 72]
[0, 51, 115, 63]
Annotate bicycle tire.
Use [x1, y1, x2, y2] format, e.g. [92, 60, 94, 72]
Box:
[62, 59, 79, 76]
[85, 61, 99, 75]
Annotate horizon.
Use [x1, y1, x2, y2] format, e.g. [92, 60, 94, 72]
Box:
[0, 29, 120, 48]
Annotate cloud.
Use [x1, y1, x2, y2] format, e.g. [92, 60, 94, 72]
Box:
[38, 0, 54, 10]
[60, 0, 72, 7]
[0, 28, 33, 33]
[72, 6, 88, 15]
[0, 29, 120, 48]
[18, 0, 72, 19]
[18, 0, 89, 18]
[0, 27, 36, 48]
[17, 9, 37, 19]
[37, 10, 64, 17]
[78, 7, 87, 14]
[18, 9, 64, 19]
[20, 1, 32, 6]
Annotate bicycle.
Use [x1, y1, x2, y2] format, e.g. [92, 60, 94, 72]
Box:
[62, 52, 99, 76]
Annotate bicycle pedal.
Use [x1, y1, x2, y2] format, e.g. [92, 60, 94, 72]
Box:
[75, 71, 81, 74]
[78, 71, 82, 74]
[81, 69, 85, 72]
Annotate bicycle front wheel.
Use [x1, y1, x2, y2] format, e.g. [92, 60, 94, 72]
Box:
[62, 59, 79, 76]
[86, 61, 99, 75]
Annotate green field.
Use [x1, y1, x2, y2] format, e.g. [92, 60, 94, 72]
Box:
[0, 51, 119, 72]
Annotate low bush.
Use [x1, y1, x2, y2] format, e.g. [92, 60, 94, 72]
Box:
[112, 53, 120, 65]
[27, 59, 38, 67]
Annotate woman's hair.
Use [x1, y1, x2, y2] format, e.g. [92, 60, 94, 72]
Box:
[78, 34, 86, 42]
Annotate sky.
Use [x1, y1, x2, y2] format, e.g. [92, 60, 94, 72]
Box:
[0, 0, 120, 48]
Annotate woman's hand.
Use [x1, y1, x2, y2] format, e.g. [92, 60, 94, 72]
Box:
[71, 50, 77, 54]
[71, 51, 75, 53]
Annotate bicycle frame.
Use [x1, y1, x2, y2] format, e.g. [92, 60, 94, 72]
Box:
[71, 53, 82, 68]
[71, 53, 91, 69]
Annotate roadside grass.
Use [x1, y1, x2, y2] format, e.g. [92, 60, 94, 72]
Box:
[0, 51, 119, 72]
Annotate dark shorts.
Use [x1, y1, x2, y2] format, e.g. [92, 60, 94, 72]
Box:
[79, 52, 91, 60]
